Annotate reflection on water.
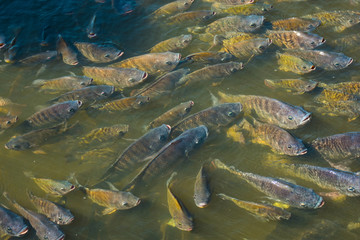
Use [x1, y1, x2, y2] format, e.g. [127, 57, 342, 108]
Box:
[0, 0, 360, 239]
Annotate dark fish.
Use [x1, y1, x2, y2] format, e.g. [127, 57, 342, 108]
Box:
[40, 25, 51, 47]
[271, 17, 321, 31]
[87, 14, 97, 38]
[0, 115, 18, 129]
[56, 34, 78, 65]
[82, 66, 148, 89]
[147, 101, 194, 129]
[218, 92, 312, 129]
[267, 30, 325, 49]
[3, 192, 65, 240]
[194, 164, 211, 208]
[184, 51, 234, 64]
[32, 75, 93, 92]
[110, 52, 181, 75]
[28, 191, 74, 225]
[264, 79, 318, 94]
[152, 0, 194, 18]
[0, 205, 28, 238]
[212, 159, 324, 209]
[50, 85, 114, 105]
[74, 42, 123, 63]
[284, 49, 353, 71]
[217, 193, 291, 220]
[0, 34, 5, 49]
[124, 126, 209, 191]
[102, 124, 172, 178]
[112, 0, 136, 15]
[80, 124, 129, 145]
[130, 68, 190, 98]
[172, 103, 243, 134]
[5, 123, 72, 151]
[4, 32, 19, 64]
[167, 172, 194, 231]
[24, 100, 82, 128]
[97, 95, 150, 111]
[203, 0, 254, 4]
[19, 51, 57, 65]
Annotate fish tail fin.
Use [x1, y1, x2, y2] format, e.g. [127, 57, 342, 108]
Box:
[31, 79, 46, 87]
[166, 172, 177, 188]
[2, 192, 14, 205]
[209, 90, 219, 106]
[216, 193, 229, 201]
[264, 79, 276, 88]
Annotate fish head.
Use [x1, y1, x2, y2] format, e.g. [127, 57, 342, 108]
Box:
[180, 34, 192, 45]
[127, 69, 148, 85]
[63, 54, 79, 66]
[190, 125, 209, 147]
[331, 53, 353, 70]
[261, 3, 273, 12]
[254, 38, 272, 54]
[5, 137, 31, 150]
[133, 95, 150, 109]
[0, 115, 18, 129]
[296, 32, 325, 49]
[173, 215, 194, 231]
[218, 102, 243, 124]
[194, 184, 211, 208]
[291, 186, 324, 209]
[101, 46, 123, 62]
[183, 100, 194, 115]
[305, 19, 322, 31]
[97, 85, 115, 98]
[342, 12, 360, 28]
[52, 210, 74, 225]
[0, 35, 5, 49]
[163, 52, 181, 71]
[113, 0, 136, 15]
[80, 76, 93, 86]
[219, 52, 234, 62]
[280, 137, 307, 156]
[241, 15, 264, 32]
[302, 80, 318, 92]
[55, 181, 76, 195]
[153, 124, 172, 145]
[4, 45, 19, 64]
[0, 209, 29, 237]
[65, 100, 83, 116]
[294, 57, 316, 74]
[117, 191, 141, 209]
[278, 105, 311, 129]
[202, 11, 217, 21]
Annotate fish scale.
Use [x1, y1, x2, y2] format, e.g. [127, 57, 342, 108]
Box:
[98, 96, 150, 111]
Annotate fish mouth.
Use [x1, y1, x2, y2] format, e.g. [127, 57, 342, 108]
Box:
[4, 144, 9, 150]
[212, 11, 216, 16]
[118, 51, 124, 57]
[321, 38, 326, 43]
[77, 100, 83, 107]
[310, 65, 316, 70]
[0, 43, 5, 48]
[166, 125, 172, 131]
[88, 32, 97, 38]
[142, 72, 148, 80]
[189, 101, 194, 106]
[315, 198, 325, 208]
[301, 113, 312, 125]
[297, 148, 308, 155]
[70, 185, 76, 191]
[66, 216, 75, 224]
[71, 61, 79, 66]
[57, 235, 65, 240]
[196, 202, 208, 208]
[136, 199, 141, 206]
[4, 58, 14, 64]
[347, 58, 353, 66]
[18, 226, 29, 236]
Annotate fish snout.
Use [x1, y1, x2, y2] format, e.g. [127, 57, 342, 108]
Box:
[297, 148, 308, 155]
[19, 226, 29, 236]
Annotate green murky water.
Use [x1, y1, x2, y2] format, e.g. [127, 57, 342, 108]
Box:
[1, 0, 360, 239]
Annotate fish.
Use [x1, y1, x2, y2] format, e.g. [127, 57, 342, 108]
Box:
[184, 51, 234, 64]
[315, 100, 360, 121]
[315, 88, 358, 103]
[217, 92, 312, 129]
[80, 182, 140, 215]
[32, 75, 93, 92]
[49, 85, 114, 105]
[25, 172, 75, 196]
[74, 42, 123, 63]
[152, 0, 194, 18]
[167, 10, 216, 25]
[56, 34, 78, 65]
[172, 103, 242, 135]
[278, 163, 360, 196]
[217, 193, 291, 220]
[40, 25, 51, 47]
[212, 159, 324, 209]
[203, 0, 254, 4]
[149, 34, 192, 53]
[331, 33, 360, 51]
[264, 79, 318, 94]
[130, 68, 190, 98]
[238, 118, 307, 156]
[0, 115, 18, 129]
[109, 52, 181, 75]
[124, 126, 209, 191]
[5, 123, 73, 151]
[0, 205, 29, 238]
[271, 17, 321, 31]
[79, 124, 129, 145]
[220, 38, 272, 59]
[194, 164, 211, 208]
[303, 10, 360, 32]
[24, 100, 82, 128]
[166, 172, 194, 231]
[284, 49, 353, 71]
[212, 2, 273, 15]
[87, 14, 97, 38]
[82, 66, 148, 89]
[80, 147, 117, 162]
[267, 30, 325, 49]
[97, 95, 150, 111]
[319, 81, 360, 96]
[178, 62, 243, 85]
[27, 191, 74, 225]
[3, 192, 65, 240]
[147, 101, 194, 129]
[4, 33, 19, 64]
[102, 124, 172, 177]
[276, 52, 316, 74]
[112, 0, 136, 15]
[19, 50, 57, 65]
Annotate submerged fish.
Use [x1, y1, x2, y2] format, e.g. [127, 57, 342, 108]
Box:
[32, 75, 93, 92]
[4, 192, 65, 240]
[172, 103, 243, 134]
[276, 52, 316, 74]
[221, 38, 271, 59]
[56, 34, 78, 65]
[124, 126, 209, 191]
[168, 10, 216, 24]
[80, 124, 129, 145]
[212, 159, 324, 209]
[194, 164, 211, 208]
[284, 49, 353, 71]
[0, 205, 28, 238]
[112, 0, 136, 15]
[74, 42, 123, 63]
[271, 17, 321, 31]
[315, 88, 358, 103]
[203, 0, 254, 4]
[217, 193, 291, 220]
[110, 52, 181, 75]
[315, 100, 360, 121]
[267, 30, 325, 49]
[28, 191, 74, 225]
[19, 51, 57, 65]
[80, 182, 140, 215]
[148, 101, 194, 129]
[152, 0, 194, 18]
[4, 33, 19, 64]
[87, 14, 98, 38]
[239, 118, 307, 156]
[213, 2, 273, 15]
[102, 124, 171, 177]
[264, 79, 318, 94]
[130, 68, 190, 98]
[25, 173, 75, 196]
[150, 34, 192, 53]
[167, 172, 194, 231]
[184, 51, 233, 64]
[24, 100, 82, 128]
[97, 95, 150, 111]
[0, 115, 18, 129]
[319, 81, 360, 96]
[82, 66, 148, 89]
[218, 92, 311, 129]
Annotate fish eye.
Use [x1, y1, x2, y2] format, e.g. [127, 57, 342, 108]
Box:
[250, 23, 257, 27]
[104, 54, 111, 58]
[349, 19, 353, 23]
[227, 111, 236, 117]
[128, 78, 136, 82]
[68, 108, 76, 113]
[287, 144, 292, 149]
[160, 135, 167, 141]
[184, 2, 189, 6]
[302, 66, 308, 69]
[6, 227, 12, 233]
[6, 120, 11, 124]
[259, 45, 265, 50]
[122, 201, 128, 206]
[288, 115, 293, 120]
[13, 144, 21, 150]
[44, 236, 49, 240]
[300, 202, 306, 207]
[60, 187, 65, 191]
[166, 61, 173, 66]
[58, 217, 63, 221]
[310, 41, 315, 45]
[334, 62, 340, 67]
[204, 15, 210, 20]
[348, 186, 355, 192]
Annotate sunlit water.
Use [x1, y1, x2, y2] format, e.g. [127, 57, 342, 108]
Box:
[0, 0, 360, 239]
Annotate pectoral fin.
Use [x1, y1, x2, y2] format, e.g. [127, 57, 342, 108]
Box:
[102, 207, 117, 215]
[272, 202, 290, 209]
[167, 218, 176, 227]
